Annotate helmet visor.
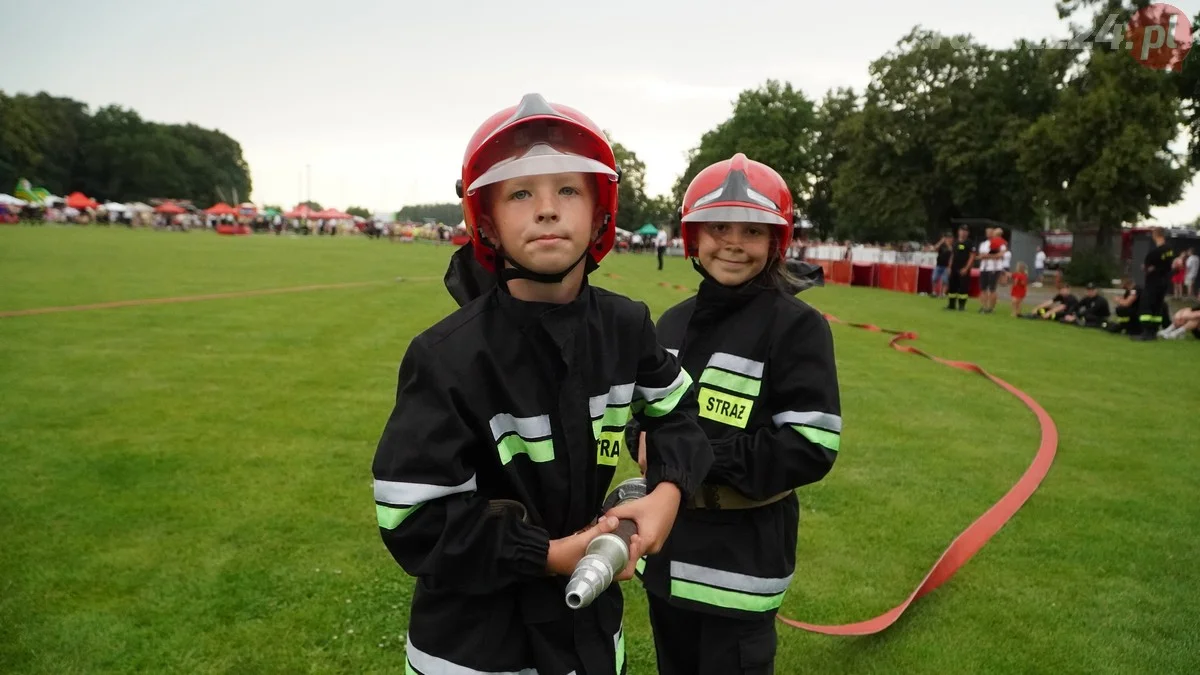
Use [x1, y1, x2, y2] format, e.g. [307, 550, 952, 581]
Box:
[467, 142, 617, 194]
[681, 204, 788, 226]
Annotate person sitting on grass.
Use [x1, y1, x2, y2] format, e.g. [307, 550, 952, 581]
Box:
[1157, 305, 1200, 340]
[1063, 283, 1110, 328]
[1104, 278, 1141, 335]
[1025, 284, 1078, 321]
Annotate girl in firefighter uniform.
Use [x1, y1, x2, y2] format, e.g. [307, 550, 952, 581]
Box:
[632, 154, 842, 674]
[372, 93, 713, 675]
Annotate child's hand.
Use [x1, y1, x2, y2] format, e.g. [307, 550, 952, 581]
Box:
[546, 516, 620, 576]
[614, 532, 645, 581]
[637, 432, 647, 476]
[604, 482, 682, 557]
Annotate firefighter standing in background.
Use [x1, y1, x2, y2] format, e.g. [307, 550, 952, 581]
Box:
[1133, 227, 1175, 341]
[945, 224, 976, 311]
[628, 154, 841, 674]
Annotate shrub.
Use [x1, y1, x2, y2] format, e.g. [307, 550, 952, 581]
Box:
[1064, 248, 1119, 287]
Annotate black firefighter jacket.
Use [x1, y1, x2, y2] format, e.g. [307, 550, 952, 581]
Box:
[373, 245, 714, 675]
[630, 271, 841, 620]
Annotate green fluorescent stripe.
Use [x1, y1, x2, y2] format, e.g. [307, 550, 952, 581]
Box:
[496, 435, 555, 465]
[592, 405, 632, 437]
[635, 557, 646, 574]
[793, 425, 840, 452]
[615, 629, 625, 674]
[643, 371, 693, 418]
[699, 367, 761, 397]
[670, 579, 787, 612]
[377, 503, 422, 530]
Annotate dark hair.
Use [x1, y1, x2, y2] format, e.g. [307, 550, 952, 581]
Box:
[764, 233, 804, 292]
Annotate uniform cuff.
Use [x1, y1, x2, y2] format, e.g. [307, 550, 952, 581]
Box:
[507, 524, 551, 578]
[646, 464, 698, 503]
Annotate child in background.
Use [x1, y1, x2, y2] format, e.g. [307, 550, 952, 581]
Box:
[1011, 261, 1028, 317]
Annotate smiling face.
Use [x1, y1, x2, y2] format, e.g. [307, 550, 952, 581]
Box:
[481, 172, 600, 275]
[695, 221, 773, 286]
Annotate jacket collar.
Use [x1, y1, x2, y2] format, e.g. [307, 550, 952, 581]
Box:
[691, 259, 774, 324]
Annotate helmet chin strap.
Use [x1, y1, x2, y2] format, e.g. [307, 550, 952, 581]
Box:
[494, 218, 608, 286]
[500, 247, 592, 284]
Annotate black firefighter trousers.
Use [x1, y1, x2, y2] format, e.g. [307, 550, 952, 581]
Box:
[1138, 280, 1169, 332]
[647, 593, 777, 675]
[946, 268, 969, 309]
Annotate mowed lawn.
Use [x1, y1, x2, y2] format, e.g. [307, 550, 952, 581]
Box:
[1, 226, 1197, 674]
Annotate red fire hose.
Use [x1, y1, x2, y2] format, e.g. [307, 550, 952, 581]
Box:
[777, 313, 1060, 636]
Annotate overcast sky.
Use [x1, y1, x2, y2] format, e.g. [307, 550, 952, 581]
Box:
[2, 0, 1197, 224]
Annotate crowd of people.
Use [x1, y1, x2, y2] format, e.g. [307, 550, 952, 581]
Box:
[928, 224, 1198, 341]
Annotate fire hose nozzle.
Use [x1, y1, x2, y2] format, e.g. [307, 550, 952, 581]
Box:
[564, 478, 647, 610]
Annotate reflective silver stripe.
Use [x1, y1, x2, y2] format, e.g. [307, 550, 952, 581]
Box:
[635, 370, 687, 403]
[374, 475, 477, 506]
[488, 413, 551, 441]
[406, 635, 538, 675]
[608, 382, 634, 406]
[670, 561, 793, 595]
[614, 624, 625, 674]
[708, 352, 764, 378]
[589, 383, 635, 418]
[771, 411, 842, 433]
[666, 348, 679, 357]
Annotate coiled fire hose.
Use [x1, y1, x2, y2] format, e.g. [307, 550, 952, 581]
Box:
[777, 313, 1059, 635]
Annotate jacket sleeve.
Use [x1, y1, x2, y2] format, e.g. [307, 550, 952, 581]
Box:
[630, 303, 712, 500]
[706, 309, 841, 500]
[372, 336, 550, 595]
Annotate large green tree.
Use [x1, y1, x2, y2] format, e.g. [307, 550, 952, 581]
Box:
[806, 87, 858, 238]
[1055, 0, 1199, 170]
[672, 80, 818, 215]
[1017, 46, 1189, 236]
[396, 202, 462, 224]
[0, 91, 252, 206]
[610, 139, 647, 233]
[832, 30, 1072, 242]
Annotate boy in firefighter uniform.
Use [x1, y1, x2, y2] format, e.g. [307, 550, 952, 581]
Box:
[630, 154, 841, 674]
[372, 93, 714, 675]
[945, 225, 976, 311]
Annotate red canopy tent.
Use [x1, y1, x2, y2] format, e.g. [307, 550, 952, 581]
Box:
[204, 202, 238, 216]
[155, 202, 186, 215]
[65, 192, 98, 210]
[284, 204, 316, 219]
[312, 208, 351, 220]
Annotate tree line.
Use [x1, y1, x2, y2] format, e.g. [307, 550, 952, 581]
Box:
[404, 1, 1198, 243]
[0, 91, 252, 207]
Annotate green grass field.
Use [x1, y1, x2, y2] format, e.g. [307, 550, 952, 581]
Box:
[2, 226, 1197, 674]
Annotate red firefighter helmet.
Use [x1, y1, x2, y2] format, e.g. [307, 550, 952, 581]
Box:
[679, 153, 794, 259]
[456, 93, 620, 273]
